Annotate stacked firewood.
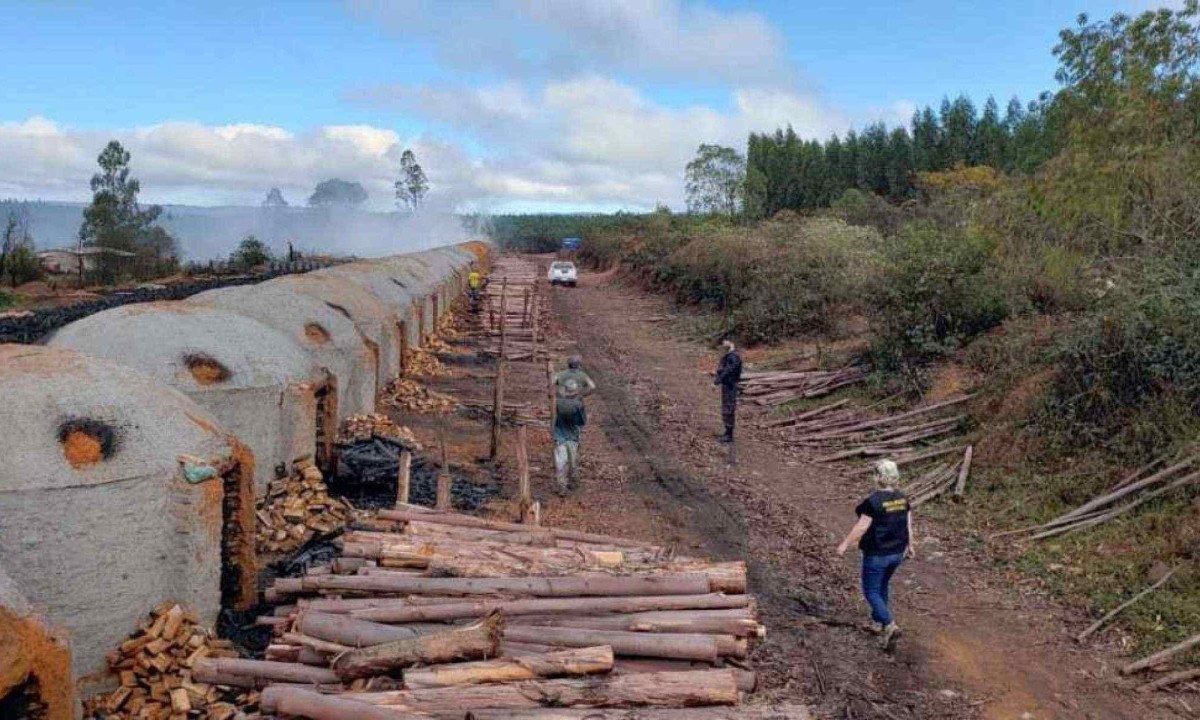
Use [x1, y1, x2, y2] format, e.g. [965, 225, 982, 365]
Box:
[235, 507, 781, 719]
[739, 366, 867, 407]
[339, 413, 420, 447]
[83, 602, 257, 720]
[256, 459, 353, 555]
[383, 378, 458, 414]
[406, 348, 448, 378]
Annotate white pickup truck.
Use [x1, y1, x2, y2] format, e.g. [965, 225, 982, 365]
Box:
[548, 261, 578, 287]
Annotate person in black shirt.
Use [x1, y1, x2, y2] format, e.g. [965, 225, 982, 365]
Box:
[713, 340, 743, 443]
[837, 459, 915, 650]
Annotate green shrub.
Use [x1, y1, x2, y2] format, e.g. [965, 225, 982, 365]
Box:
[866, 220, 1007, 369]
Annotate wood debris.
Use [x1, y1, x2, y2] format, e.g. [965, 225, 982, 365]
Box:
[82, 602, 257, 720]
[256, 458, 352, 555]
[383, 378, 459, 414]
[739, 366, 867, 406]
[248, 507, 766, 717]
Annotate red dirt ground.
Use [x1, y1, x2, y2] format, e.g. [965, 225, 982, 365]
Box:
[411, 259, 1185, 720]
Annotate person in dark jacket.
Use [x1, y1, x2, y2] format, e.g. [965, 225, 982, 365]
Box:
[713, 340, 743, 443]
[552, 355, 596, 494]
[836, 459, 915, 650]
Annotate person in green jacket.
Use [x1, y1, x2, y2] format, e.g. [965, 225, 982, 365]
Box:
[553, 356, 596, 494]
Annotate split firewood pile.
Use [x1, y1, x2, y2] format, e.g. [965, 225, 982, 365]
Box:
[236, 507, 777, 719]
[739, 365, 868, 407]
[256, 457, 354, 555]
[384, 377, 459, 414]
[339, 413, 420, 448]
[1000, 453, 1200, 541]
[423, 313, 463, 354]
[83, 603, 257, 720]
[405, 347, 449, 379]
[479, 257, 547, 363]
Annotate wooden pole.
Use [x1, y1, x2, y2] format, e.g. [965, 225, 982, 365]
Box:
[530, 294, 540, 364]
[490, 278, 509, 460]
[437, 421, 452, 511]
[523, 288, 530, 329]
[432, 292, 440, 327]
[416, 298, 426, 347]
[517, 424, 539, 525]
[395, 450, 412, 508]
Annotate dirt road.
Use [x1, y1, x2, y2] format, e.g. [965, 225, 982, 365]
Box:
[525, 265, 1177, 720]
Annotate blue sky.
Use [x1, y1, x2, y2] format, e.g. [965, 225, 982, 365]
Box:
[0, 0, 1164, 211]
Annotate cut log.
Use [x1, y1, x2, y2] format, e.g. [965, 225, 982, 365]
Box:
[1122, 632, 1200, 675]
[192, 657, 339, 685]
[260, 687, 425, 720]
[1077, 566, 1179, 643]
[351, 594, 751, 624]
[301, 572, 710, 598]
[297, 612, 442, 648]
[954, 445, 973, 496]
[509, 611, 762, 638]
[343, 669, 738, 712]
[402, 646, 614, 689]
[1136, 667, 1200, 693]
[503, 626, 724, 662]
[376, 509, 655, 548]
[332, 616, 504, 680]
[466, 708, 810, 720]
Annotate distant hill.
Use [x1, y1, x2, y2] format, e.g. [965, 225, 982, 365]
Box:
[0, 200, 470, 261]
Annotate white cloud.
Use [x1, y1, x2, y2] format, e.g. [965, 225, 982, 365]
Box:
[1, 70, 879, 213]
[346, 0, 791, 86]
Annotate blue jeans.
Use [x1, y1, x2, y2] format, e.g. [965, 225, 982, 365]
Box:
[861, 552, 905, 625]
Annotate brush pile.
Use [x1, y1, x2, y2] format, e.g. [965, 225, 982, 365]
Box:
[339, 413, 420, 447]
[739, 366, 867, 407]
[384, 378, 458, 414]
[240, 507, 782, 718]
[406, 348, 448, 378]
[256, 458, 353, 555]
[83, 602, 256, 720]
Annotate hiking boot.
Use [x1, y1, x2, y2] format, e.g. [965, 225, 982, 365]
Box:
[718, 430, 734, 443]
[880, 622, 902, 651]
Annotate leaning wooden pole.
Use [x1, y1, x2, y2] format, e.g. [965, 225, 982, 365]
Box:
[490, 277, 509, 460]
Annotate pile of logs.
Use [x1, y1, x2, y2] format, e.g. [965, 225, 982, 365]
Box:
[83, 602, 256, 720]
[739, 366, 867, 407]
[241, 506, 772, 718]
[384, 378, 459, 415]
[339, 414, 420, 447]
[770, 395, 970, 464]
[1014, 454, 1200, 541]
[256, 458, 353, 555]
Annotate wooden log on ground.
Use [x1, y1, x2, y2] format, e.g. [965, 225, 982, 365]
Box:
[1136, 667, 1200, 693]
[1077, 566, 1179, 643]
[300, 572, 710, 598]
[351, 593, 751, 623]
[954, 445, 973, 496]
[509, 611, 762, 637]
[342, 669, 739, 712]
[192, 657, 340, 685]
[611, 659, 756, 691]
[402, 645, 614, 689]
[332, 616, 504, 680]
[260, 687, 424, 720]
[503, 626, 724, 662]
[1122, 631, 1200, 675]
[297, 611, 442, 647]
[466, 707, 810, 720]
[376, 509, 656, 548]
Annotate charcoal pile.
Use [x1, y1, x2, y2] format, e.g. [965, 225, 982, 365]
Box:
[739, 366, 867, 407]
[330, 437, 497, 511]
[83, 602, 258, 720]
[236, 508, 797, 719]
[405, 348, 449, 379]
